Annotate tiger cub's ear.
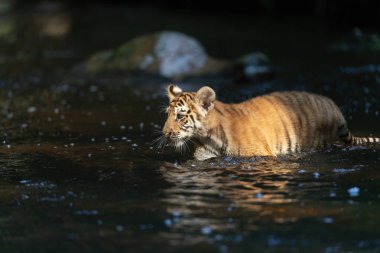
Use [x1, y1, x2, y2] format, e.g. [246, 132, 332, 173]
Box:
[167, 85, 182, 100]
[195, 86, 216, 114]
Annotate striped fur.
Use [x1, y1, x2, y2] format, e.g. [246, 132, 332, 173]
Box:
[162, 85, 380, 160]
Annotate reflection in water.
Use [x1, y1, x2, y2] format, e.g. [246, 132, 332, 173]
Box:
[158, 151, 380, 251]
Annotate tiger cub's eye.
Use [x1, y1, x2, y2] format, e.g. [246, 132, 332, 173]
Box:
[176, 114, 185, 120]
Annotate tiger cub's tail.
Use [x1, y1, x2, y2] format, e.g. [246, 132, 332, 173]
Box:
[338, 123, 380, 147]
[351, 136, 380, 146]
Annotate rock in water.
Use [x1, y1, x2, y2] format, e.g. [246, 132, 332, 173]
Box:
[154, 31, 208, 78]
[84, 31, 230, 80]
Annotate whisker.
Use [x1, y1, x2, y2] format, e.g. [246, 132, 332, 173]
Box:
[159, 103, 168, 113]
[151, 135, 169, 152]
[152, 129, 164, 135]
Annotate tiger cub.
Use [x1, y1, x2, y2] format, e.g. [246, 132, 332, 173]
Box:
[162, 85, 380, 160]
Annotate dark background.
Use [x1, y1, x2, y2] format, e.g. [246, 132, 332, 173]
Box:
[18, 0, 380, 30]
[140, 0, 380, 30]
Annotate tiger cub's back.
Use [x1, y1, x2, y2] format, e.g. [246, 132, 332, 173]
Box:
[243, 91, 346, 155]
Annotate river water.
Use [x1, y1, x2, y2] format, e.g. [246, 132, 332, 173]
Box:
[0, 2, 380, 253]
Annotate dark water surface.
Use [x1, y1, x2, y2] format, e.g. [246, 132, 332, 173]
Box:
[1, 2, 380, 253]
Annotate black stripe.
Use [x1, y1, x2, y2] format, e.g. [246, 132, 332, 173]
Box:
[275, 94, 303, 151]
[231, 107, 243, 116]
[344, 135, 353, 144]
[224, 107, 235, 116]
[267, 96, 292, 153]
[203, 145, 220, 156]
[218, 124, 229, 154]
[214, 107, 225, 116]
[282, 120, 292, 153]
[293, 93, 311, 150]
[189, 115, 195, 127]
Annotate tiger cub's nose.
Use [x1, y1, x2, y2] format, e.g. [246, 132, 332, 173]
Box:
[164, 130, 177, 138]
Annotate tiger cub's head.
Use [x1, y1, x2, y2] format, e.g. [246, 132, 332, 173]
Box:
[162, 85, 216, 148]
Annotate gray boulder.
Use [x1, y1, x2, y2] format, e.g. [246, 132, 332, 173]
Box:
[85, 31, 230, 80]
[83, 30, 272, 83]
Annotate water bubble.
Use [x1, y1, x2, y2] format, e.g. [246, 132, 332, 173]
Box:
[298, 169, 306, 174]
[54, 108, 60, 114]
[120, 125, 126, 130]
[313, 172, 320, 179]
[40, 195, 66, 202]
[116, 225, 124, 232]
[201, 226, 212, 235]
[333, 168, 359, 173]
[227, 203, 234, 212]
[76, 210, 98, 216]
[20, 180, 56, 189]
[140, 122, 144, 131]
[20, 123, 28, 129]
[164, 219, 173, 227]
[348, 187, 360, 197]
[101, 121, 106, 126]
[88, 153, 92, 158]
[21, 194, 30, 200]
[322, 217, 334, 224]
[27, 106, 37, 113]
[131, 143, 138, 147]
[255, 192, 264, 199]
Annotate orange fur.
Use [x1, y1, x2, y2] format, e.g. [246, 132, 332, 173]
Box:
[162, 85, 380, 160]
